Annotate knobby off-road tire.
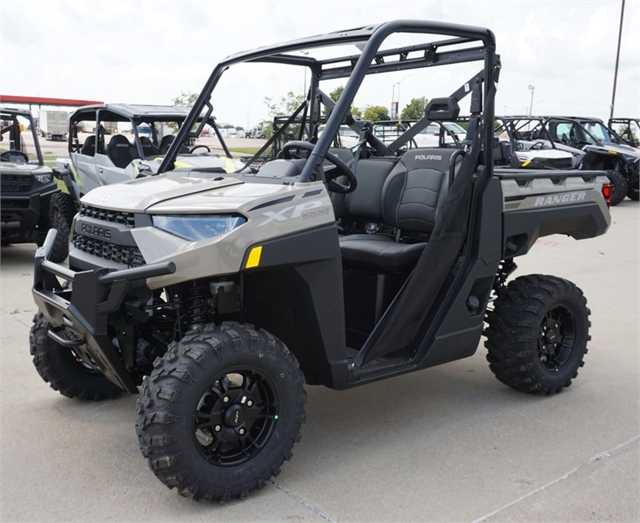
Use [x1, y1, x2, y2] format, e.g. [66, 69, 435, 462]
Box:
[606, 170, 628, 206]
[29, 312, 123, 400]
[484, 275, 591, 395]
[136, 322, 307, 502]
[48, 192, 76, 263]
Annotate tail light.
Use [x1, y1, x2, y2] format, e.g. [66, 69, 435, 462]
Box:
[602, 183, 611, 209]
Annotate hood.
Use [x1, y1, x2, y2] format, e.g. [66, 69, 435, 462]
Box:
[0, 163, 51, 176]
[81, 173, 245, 212]
[81, 173, 301, 215]
[586, 143, 640, 161]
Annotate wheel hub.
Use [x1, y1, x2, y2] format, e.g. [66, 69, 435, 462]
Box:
[224, 404, 245, 427]
[538, 305, 576, 370]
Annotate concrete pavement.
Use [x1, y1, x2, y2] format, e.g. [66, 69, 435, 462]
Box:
[1, 201, 638, 522]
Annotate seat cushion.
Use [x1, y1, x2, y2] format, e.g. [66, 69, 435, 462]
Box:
[340, 234, 426, 273]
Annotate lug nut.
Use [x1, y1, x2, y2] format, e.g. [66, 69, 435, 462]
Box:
[214, 425, 221, 432]
[247, 400, 253, 407]
[555, 324, 559, 328]
[239, 428, 245, 435]
[223, 396, 229, 403]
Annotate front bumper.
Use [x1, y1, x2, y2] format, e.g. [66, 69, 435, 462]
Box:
[32, 229, 176, 393]
[1, 183, 58, 243]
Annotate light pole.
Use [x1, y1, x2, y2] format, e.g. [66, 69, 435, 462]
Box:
[300, 51, 310, 95]
[528, 85, 535, 115]
[391, 74, 411, 118]
[610, 0, 626, 119]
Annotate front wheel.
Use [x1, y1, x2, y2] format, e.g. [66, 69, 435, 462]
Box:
[48, 192, 76, 263]
[136, 322, 307, 502]
[606, 170, 628, 206]
[484, 274, 591, 395]
[29, 313, 123, 400]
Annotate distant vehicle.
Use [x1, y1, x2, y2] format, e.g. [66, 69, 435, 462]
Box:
[38, 110, 68, 141]
[1, 108, 69, 261]
[414, 122, 466, 147]
[255, 130, 266, 139]
[52, 103, 247, 249]
[608, 117, 639, 148]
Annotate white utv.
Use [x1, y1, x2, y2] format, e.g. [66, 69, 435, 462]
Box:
[31, 20, 612, 502]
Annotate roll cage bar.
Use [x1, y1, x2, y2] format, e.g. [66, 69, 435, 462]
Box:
[0, 108, 44, 165]
[609, 118, 639, 147]
[160, 20, 498, 180]
[68, 105, 227, 160]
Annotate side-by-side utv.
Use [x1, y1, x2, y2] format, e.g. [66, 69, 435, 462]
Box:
[0, 107, 69, 260]
[545, 116, 640, 204]
[31, 21, 611, 502]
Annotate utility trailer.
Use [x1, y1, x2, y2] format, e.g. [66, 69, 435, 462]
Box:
[39, 110, 68, 141]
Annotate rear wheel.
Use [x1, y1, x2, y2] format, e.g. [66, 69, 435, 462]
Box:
[29, 313, 123, 400]
[606, 170, 628, 206]
[136, 322, 306, 502]
[484, 274, 591, 395]
[48, 192, 76, 263]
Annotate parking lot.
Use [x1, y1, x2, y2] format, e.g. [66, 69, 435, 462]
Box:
[0, 199, 637, 521]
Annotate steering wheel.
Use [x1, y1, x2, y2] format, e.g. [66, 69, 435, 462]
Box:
[281, 141, 357, 194]
[530, 140, 545, 150]
[190, 144, 211, 154]
[0, 150, 28, 164]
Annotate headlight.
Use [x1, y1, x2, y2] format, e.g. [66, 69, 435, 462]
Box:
[152, 214, 246, 241]
[34, 173, 52, 184]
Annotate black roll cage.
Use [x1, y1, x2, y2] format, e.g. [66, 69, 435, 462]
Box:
[541, 116, 627, 148]
[0, 108, 44, 165]
[67, 106, 226, 160]
[160, 20, 497, 181]
[608, 117, 639, 147]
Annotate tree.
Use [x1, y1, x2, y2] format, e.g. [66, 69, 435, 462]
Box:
[264, 91, 306, 118]
[363, 105, 390, 122]
[168, 91, 199, 132]
[400, 96, 427, 120]
[172, 91, 198, 108]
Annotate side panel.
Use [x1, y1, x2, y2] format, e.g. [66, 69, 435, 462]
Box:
[242, 225, 348, 387]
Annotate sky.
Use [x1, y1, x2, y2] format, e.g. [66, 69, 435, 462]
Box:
[1, 0, 638, 128]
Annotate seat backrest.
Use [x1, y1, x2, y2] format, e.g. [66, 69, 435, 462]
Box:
[80, 135, 96, 156]
[382, 148, 461, 233]
[106, 135, 136, 168]
[159, 135, 174, 154]
[340, 158, 398, 221]
[139, 136, 159, 157]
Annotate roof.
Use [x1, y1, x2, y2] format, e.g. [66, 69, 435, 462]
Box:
[73, 104, 194, 119]
[0, 95, 103, 107]
[0, 107, 35, 118]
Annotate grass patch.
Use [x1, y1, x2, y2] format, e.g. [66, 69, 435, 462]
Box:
[228, 146, 265, 155]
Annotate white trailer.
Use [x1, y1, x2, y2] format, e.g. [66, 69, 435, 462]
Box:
[39, 110, 69, 141]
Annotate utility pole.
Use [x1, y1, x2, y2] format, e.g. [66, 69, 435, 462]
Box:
[528, 85, 535, 116]
[610, 0, 626, 120]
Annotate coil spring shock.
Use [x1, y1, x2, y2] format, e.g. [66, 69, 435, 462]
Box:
[183, 283, 211, 328]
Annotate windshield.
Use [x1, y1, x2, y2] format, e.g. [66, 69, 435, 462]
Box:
[0, 112, 43, 165]
[581, 121, 612, 144]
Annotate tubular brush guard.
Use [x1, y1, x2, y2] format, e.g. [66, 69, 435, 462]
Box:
[32, 229, 176, 393]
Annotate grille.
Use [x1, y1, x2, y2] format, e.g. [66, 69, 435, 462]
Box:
[536, 157, 573, 169]
[79, 204, 135, 227]
[1, 175, 34, 193]
[72, 233, 145, 267]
